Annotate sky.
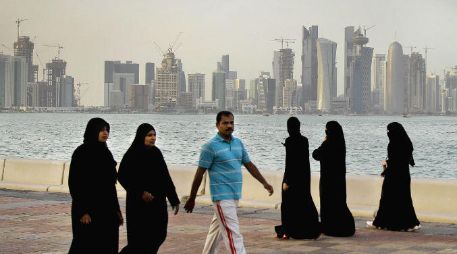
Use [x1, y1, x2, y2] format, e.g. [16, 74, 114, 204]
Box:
[1, 0, 457, 106]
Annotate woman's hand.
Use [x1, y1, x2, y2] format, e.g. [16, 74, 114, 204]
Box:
[172, 204, 179, 215]
[80, 213, 92, 224]
[142, 191, 155, 202]
[282, 183, 289, 191]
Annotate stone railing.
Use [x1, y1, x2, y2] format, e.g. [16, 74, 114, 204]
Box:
[0, 158, 456, 224]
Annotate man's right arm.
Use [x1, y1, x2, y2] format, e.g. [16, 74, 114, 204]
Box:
[184, 166, 207, 213]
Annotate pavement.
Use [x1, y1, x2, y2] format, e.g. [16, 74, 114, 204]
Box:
[1, 189, 457, 254]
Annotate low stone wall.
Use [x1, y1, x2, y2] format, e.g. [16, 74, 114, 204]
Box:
[0, 158, 455, 224]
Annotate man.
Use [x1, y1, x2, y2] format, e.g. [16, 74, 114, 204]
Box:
[184, 111, 274, 254]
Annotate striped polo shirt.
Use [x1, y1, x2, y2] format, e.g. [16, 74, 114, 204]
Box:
[198, 133, 251, 201]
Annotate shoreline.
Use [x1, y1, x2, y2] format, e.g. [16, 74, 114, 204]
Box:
[1, 158, 456, 224]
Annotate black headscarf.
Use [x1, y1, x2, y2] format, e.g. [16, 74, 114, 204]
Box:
[127, 123, 155, 152]
[387, 122, 414, 166]
[325, 121, 346, 152]
[387, 122, 413, 150]
[287, 117, 301, 136]
[83, 117, 110, 144]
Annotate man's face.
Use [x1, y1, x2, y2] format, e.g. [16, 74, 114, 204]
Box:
[216, 115, 234, 137]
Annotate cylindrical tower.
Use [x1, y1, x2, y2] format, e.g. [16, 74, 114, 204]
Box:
[385, 41, 405, 114]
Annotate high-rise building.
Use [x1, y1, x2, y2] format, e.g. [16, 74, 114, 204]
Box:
[155, 51, 179, 111]
[425, 74, 440, 113]
[445, 66, 457, 113]
[104, 61, 139, 107]
[371, 54, 386, 112]
[301, 25, 318, 108]
[13, 36, 35, 82]
[0, 54, 15, 108]
[176, 59, 186, 93]
[62, 76, 74, 107]
[316, 38, 337, 113]
[221, 55, 229, 74]
[385, 42, 408, 114]
[128, 84, 149, 111]
[408, 52, 426, 113]
[212, 71, 226, 109]
[145, 62, 155, 85]
[344, 26, 354, 100]
[346, 27, 373, 114]
[283, 79, 298, 108]
[46, 59, 66, 107]
[273, 48, 294, 108]
[188, 73, 205, 108]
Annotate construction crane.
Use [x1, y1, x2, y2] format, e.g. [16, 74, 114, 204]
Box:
[75, 82, 89, 107]
[169, 32, 183, 52]
[405, 46, 417, 55]
[272, 38, 296, 49]
[1, 43, 12, 54]
[363, 25, 376, 36]
[16, 18, 28, 39]
[37, 44, 64, 59]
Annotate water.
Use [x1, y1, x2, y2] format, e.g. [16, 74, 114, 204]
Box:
[0, 113, 456, 179]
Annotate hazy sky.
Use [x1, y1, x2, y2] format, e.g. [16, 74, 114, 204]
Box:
[1, 0, 456, 106]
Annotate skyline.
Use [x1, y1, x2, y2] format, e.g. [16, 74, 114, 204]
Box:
[1, 0, 457, 106]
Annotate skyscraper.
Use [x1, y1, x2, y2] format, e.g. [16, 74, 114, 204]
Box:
[104, 60, 139, 107]
[301, 25, 318, 108]
[46, 59, 66, 107]
[212, 71, 226, 109]
[425, 74, 440, 113]
[13, 36, 35, 82]
[0, 54, 27, 108]
[316, 38, 337, 113]
[408, 52, 426, 113]
[273, 48, 294, 108]
[385, 42, 407, 114]
[346, 27, 373, 114]
[283, 79, 298, 108]
[155, 50, 179, 111]
[145, 62, 155, 85]
[176, 59, 186, 93]
[188, 73, 205, 108]
[371, 54, 386, 112]
[344, 27, 354, 99]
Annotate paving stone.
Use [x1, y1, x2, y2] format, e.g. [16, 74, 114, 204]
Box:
[1, 189, 457, 254]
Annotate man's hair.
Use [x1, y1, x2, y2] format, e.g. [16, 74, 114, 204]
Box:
[216, 111, 234, 124]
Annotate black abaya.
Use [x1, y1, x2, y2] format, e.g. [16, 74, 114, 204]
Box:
[373, 142, 420, 230]
[276, 134, 320, 239]
[313, 140, 355, 237]
[118, 145, 180, 254]
[68, 142, 121, 254]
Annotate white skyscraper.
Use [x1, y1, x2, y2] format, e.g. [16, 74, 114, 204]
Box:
[371, 54, 386, 112]
[425, 74, 440, 113]
[316, 38, 337, 113]
[385, 42, 407, 114]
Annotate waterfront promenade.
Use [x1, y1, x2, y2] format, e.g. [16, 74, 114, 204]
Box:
[1, 189, 456, 254]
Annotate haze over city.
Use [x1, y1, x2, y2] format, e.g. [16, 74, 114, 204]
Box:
[1, 0, 457, 106]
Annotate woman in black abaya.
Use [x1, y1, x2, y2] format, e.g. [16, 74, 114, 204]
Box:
[275, 117, 320, 239]
[68, 117, 123, 254]
[368, 122, 420, 231]
[312, 121, 355, 237]
[118, 123, 180, 254]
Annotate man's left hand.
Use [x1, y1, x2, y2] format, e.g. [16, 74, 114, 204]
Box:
[264, 183, 274, 196]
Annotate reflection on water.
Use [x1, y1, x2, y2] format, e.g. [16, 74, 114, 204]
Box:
[0, 113, 456, 179]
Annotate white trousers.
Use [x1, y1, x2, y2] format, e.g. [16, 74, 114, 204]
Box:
[202, 200, 246, 254]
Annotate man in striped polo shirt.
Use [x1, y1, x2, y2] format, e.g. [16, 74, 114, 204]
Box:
[184, 111, 274, 254]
